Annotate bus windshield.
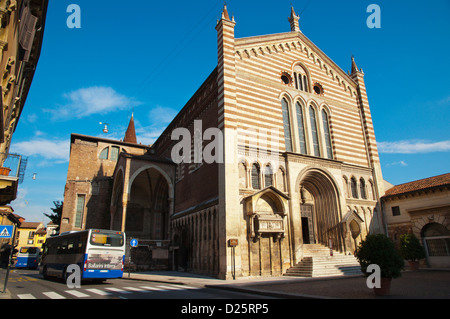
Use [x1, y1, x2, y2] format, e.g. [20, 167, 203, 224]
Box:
[19, 247, 39, 254]
[89, 231, 124, 247]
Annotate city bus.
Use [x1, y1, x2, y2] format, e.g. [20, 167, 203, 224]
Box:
[39, 229, 125, 281]
[16, 247, 41, 269]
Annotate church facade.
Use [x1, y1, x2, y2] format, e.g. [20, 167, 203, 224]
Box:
[60, 6, 386, 279]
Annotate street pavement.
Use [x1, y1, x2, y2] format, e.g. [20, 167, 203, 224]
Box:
[125, 268, 450, 299]
[1, 268, 449, 299]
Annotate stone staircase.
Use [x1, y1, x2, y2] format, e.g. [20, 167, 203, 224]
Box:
[284, 244, 362, 278]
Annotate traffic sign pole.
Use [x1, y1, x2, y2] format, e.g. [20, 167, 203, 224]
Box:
[127, 238, 138, 278]
[2, 225, 17, 294]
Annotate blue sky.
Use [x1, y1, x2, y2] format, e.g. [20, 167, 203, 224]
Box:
[9, 0, 450, 223]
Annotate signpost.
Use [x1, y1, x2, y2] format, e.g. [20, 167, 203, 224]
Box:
[1, 225, 16, 294]
[0, 226, 13, 239]
[130, 238, 138, 247]
[127, 239, 138, 277]
[228, 239, 238, 280]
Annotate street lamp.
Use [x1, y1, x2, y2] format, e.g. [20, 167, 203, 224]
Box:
[99, 122, 109, 133]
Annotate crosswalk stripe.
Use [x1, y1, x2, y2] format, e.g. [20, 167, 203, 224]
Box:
[105, 287, 131, 294]
[123, 286, 146, 292]
[171, 284, 201, 290]
[139, 285, 169, 291]
[85, 288, 111, 296]
[14, 283, 200, 299]
[65, 290, 90, 298]
[17, 293, 36, 299]
[155, 285, 186, 290]
[43, 291, 66, 299]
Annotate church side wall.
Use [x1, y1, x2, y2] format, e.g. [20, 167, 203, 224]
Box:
[60, 136, 147, 233]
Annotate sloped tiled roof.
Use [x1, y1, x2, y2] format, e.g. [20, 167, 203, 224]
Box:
[19, 222, 42, 229]
[383, 173, 450, 198]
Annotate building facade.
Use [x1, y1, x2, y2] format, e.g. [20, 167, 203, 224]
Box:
[61, 6, 387, 279]
[0, 0, 48, 206]
[15, 221, 45, 249]
[382, 173, 450, 268]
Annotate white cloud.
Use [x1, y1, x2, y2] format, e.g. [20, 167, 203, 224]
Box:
[136, 126, 167, 145]
[50, 86, 140, 120]
[11, 138, 70, 161]
[11, 188, 51, 222]
[386, 160, 408, 167]
[437, 95, 450, 105]
[149, 106, 177, 125]
[27, 113, 38, 123]
[378, 140, 450, 154]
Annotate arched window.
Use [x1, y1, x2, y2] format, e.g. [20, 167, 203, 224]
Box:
[99, 147, 109, 160]
[276, 167, 286, 192]
[281, 98, 293, 152]
[293, 64, 309, 92]
[369, 180, 376, 200]
[296, 102, 307, 154]
[251, 163, 261, 189]
[321, 109, 333, 159]
[309, 106, 320, 156]
[238, 161, 247, 188]
[350, 177, 358, 198]
[110, 146, 120, 161]
[264, 165, 273, 187]
[343, 176, 349, 198]
[360, 178, 367, 199]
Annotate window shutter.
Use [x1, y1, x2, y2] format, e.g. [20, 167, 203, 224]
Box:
[264, 166, 273, 187]
[321, 110, 333, 159]
[309, 107, 320, 156]
[19, 5, 38, 60]
[296, 103, 307, 154]
[281, 98, 292, 152]
[251, 164, 260, 189]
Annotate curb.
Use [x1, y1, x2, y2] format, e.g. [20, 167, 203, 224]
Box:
[121, 274, 334, 299]
[0, 290, 12, 299]
[203, 284, 332, 299]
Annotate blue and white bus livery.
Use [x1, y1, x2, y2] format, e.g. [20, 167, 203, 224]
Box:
[39, 229, 125, 281]
[16, 247, 41, 269]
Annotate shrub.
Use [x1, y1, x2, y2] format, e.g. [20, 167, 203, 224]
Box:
[399, 233, 426, 261]
[355, 234, 404, 279]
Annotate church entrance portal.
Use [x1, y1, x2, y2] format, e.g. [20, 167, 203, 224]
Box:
[301, 205, 314, 244]
[298, 170, 343, 251]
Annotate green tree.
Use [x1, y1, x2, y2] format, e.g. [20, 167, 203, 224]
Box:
[355, 234, 404, 279]
[44, 201, 63, 231]
[399, 233, 426, 261]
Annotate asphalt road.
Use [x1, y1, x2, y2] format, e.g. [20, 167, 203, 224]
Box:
[3, 269, 276, 300]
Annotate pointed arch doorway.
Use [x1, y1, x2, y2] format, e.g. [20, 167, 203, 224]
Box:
[126, 167, 170, 240]
[298, 169, 343, 252]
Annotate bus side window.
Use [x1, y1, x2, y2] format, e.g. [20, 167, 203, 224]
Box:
[67, 239, 74, 254]
[58, 239, 68, 254]
[42, 243, 48, 257]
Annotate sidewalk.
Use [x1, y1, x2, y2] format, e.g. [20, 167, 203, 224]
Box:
[124, 269, 450, 299]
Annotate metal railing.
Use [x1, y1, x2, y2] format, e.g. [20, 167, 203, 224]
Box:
[423, 236, 450, 257]
[0, 153, 27, 184]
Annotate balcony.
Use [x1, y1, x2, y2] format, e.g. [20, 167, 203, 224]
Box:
[0, 153, 27, 205]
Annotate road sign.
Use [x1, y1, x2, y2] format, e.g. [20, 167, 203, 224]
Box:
[130, 238, 138, 247]
[228, 239, 238, 247]
[0, 225, 13, 238]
